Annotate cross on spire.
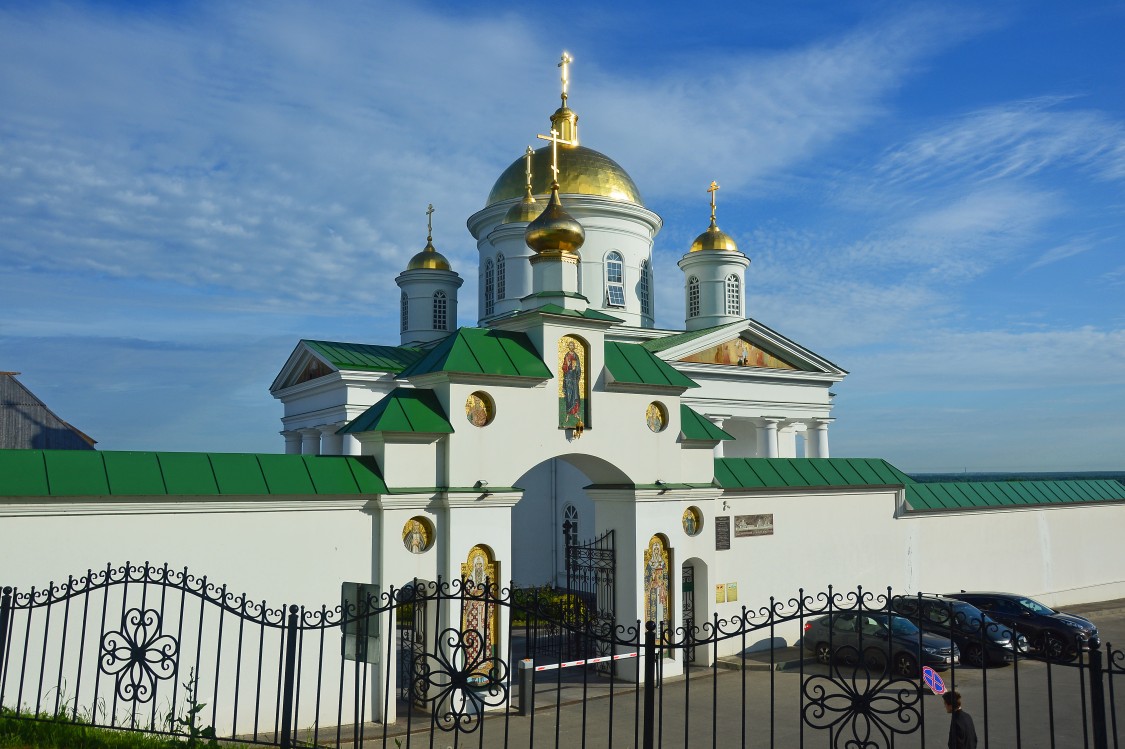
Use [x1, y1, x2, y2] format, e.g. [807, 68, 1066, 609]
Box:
[426, 203, 434, 242]
[707, 181, 720, 223]
[524, 146, 534, 191]
[558, 51, 573, 106]
[536, 127, 573, 190]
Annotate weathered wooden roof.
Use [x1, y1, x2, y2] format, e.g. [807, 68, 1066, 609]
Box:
[0, 373, 96, 450]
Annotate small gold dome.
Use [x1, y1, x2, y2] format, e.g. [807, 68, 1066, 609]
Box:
[488, 144, 643, 207]
[525, 189, 585, 255]
[406, 240, 453, 271]
[502, 192, 544, 224]
[689, 219, 740, 253]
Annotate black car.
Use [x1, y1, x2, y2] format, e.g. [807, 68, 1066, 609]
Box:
[890, 595, 1026, 667]
[801, 612, 959, 677]
[945, 591, 1098, 661]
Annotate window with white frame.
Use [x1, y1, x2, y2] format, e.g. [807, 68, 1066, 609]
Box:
[484, 259, 495, 317]
[639, 259, 652, 317]
[725, 274, 741, 317]
[562, 504, 579, 549]
[605, 251, 625, 307]
[496, 254, 505, 300]
[400, 292, 408, 332]
[688, 276, 700, 318]
[433, 290, 447, 330]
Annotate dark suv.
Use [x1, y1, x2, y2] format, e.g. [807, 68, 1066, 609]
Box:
[945, 592, 1098, 661]
[801, 612, 959, 677]
[890, 595, 1026, 667]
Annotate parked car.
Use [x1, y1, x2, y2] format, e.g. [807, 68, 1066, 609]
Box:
[944, 591, 1098, 661]
[890, 595, 1027, 667]
[801, 612, 959, 677]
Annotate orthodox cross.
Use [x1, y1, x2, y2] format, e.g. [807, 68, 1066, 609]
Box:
[524, 146, 534, 192]
[536, 127, 573, 188]
[707, 181, 720, 223]
[426, 203, 434, 242]
[558, 51, 573, 106]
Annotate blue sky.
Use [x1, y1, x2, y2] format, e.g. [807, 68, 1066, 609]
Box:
[2, 1, 1123, 471]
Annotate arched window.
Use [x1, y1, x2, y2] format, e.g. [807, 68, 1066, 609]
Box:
[433, 290, 447, 330]
[400, 291, 408, 332]
[639, 259, 652, 317]
[562, 504, 579, 549]
[484, 259, 495, 317]
[725, 274, 741, 317]
[605, 251, 625, 307]
[688, 276, 700, 318]
[496, 253, 506, 300]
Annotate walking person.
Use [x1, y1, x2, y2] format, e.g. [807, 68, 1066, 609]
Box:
[943, 690, 978, 749]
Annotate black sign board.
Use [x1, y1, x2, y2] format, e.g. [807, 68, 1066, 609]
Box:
[715, 516, 731, 551]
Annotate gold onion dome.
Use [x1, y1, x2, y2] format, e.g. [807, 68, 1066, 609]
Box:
[525, 188, 585, 255]
[488, 145, 643, 207]
[689, 218, 740, 253]
[503, 192, 544, 224]
[406, 239, 453, 270]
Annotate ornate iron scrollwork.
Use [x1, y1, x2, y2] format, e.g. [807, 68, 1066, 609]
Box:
[802, 646, 922, 749]
[99, 608, 179, 703]
[411, 627, 509, 733]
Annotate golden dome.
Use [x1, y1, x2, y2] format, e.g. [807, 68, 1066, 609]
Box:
[488, 144, 643, 207]
[406, 240, 453, 271]
[525, 188, 585, 255]
[690, 219, 740, 253]
[503, 192, 544, 224]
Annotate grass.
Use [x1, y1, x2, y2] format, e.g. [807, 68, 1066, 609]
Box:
[0, 710, 183, 749]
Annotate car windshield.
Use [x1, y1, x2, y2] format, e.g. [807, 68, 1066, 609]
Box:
[1019, 597, 1056, 615]
[951, 603, 984, 628]
[887, 616, 919, 635]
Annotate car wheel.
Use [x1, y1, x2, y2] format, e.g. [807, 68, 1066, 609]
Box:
[814, 642, 832, 665]
[863, 648, 888, 676]
[893, 652, 919, 678]
[1042, 634, 1070, 662]
[963, 643, 985, 668]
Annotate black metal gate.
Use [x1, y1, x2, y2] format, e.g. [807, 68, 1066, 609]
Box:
[2, 566, 1123, 749]
[682, 564, 696, 664]
[565, 528, 615, 669]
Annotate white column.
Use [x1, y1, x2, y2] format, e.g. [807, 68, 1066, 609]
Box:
[319, 424, 344, 456]
[760, 418, 783, 458]
[281, 430, 302, 455]
[778, 425, 797, 458]
[706, 415, 729, 458]
[299, 428, 321, 455]
[341, 433, 362, 456]
[812, 419, 832, 459]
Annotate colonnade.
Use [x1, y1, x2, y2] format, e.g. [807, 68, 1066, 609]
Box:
[280, 425, 362, 456]
[706, 415, 833, 459]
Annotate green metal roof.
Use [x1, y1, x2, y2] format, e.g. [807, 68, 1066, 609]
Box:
[604, 342, 699, 390]
[0, 451, 388, 498]
[714, 458, 915, 489]
[398, 328, 552, 380]
[530, 304, 623, 322]
[304, 340, 425, 373]
[680, 405, 734, 441]
[640, 322, 746, 353]
[340, 388, 454, 435]
[905, 480, 1125, 512]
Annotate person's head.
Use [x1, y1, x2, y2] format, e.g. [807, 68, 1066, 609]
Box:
[942, 691, 962, 713]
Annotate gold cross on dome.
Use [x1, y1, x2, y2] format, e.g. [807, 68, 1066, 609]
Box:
[558, 51, 573, 105]
[524, 146, 534, 190]
[707, 181, 720, 222]
[536, 127, 574, 188]
[426, 203, 434, 241]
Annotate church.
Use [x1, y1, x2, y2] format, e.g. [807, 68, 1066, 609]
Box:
[1, 54, 1124, 725]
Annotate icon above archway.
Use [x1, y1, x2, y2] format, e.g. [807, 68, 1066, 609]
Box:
[682, 507, 702, 536]
[646, 402, 668, 433]
[402, 517, 434, 554]
[558, 335, 588, 430]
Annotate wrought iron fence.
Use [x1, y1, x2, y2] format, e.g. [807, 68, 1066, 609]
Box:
[0, 564, 1122, 748]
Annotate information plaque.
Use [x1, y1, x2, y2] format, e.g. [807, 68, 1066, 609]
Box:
[715, 515, 731, 551]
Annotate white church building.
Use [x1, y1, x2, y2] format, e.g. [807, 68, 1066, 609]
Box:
[1, 55, 1123, 725]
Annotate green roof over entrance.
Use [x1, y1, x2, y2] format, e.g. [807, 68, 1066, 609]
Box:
[680, 405, 734, 441]
[905, 480, 1125, 511]
[0, 451, 388, 498]
[398, 328, 552, 380]
[715, 458, 914, 489]
[303, 340, 425, 373]
[604, 342, 699, 390]
[640, 322, 746, 354]
[340, 388, 454, 435]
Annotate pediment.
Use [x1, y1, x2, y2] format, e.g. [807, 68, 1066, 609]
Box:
[270, 343, 338, 392]
[679, 336, 799, 370]
[649, 320, 847, 377]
